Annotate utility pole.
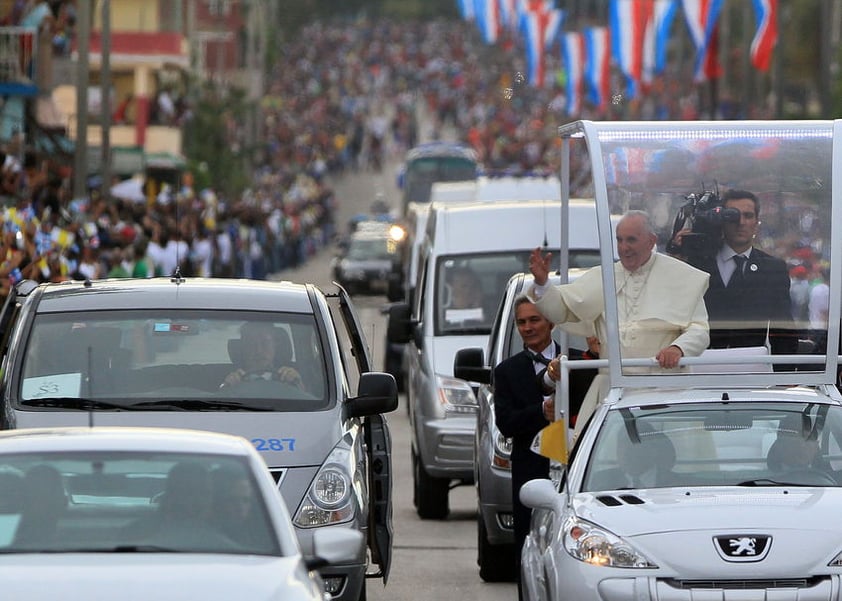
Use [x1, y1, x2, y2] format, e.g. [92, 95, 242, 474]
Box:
[73, 0, 91, 200]
[101, 0, 112, 200]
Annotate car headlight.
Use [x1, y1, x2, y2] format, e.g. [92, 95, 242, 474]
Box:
[563, 516, 657, 568]
[492, 430, 512, 469]
[436, 374, 477, 414]
[294, 445, 356, 527]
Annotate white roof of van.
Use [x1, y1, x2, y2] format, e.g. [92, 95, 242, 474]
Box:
[425, 198, 599, 254]
[475, 175, 561, 201]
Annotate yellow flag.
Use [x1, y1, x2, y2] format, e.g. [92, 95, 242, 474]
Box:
[530, 418, 568, 463]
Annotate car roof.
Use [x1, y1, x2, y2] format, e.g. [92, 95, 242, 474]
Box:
[0, 426, 257, 455]
[405, 141, 477, 162]
[27, 278, 316, 313]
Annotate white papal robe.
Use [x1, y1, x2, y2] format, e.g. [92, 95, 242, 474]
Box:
[530, 252, 710, 436]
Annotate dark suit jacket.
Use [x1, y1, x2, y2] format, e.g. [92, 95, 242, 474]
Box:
[493, 348, 553, 551]
[690, 248, 797, 355]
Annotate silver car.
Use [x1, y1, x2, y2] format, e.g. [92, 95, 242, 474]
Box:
[0, 277, 397, 601]
[0, 426, 363, 601]
[520, 385, 842, 601]
[453, 271, 596, 582]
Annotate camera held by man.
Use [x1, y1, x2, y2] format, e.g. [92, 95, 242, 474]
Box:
[666, 187, 741, 259]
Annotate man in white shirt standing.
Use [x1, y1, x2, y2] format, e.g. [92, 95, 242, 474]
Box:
[529, 210, 710, 436]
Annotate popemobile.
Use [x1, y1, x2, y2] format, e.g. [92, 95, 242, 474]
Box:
[519, 119, 842, 601]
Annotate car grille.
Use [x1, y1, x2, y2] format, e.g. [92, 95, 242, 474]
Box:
[664, 576, 820, 589]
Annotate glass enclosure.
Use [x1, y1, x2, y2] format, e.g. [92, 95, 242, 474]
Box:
[19, 310, 329, 409]
[560, 120, 840, 386]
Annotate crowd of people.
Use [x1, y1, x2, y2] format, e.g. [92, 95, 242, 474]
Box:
[0, 13, 826, 304]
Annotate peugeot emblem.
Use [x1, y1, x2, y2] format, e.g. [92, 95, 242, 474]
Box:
[713, 535, 771, 562]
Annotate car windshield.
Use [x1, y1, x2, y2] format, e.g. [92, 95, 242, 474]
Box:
[19, 310, 329, 410]
[582, 401, 842, 491]
[347, 236, 398, 261]
[0, 451, 282, 555]
[435, 251, 598, 335]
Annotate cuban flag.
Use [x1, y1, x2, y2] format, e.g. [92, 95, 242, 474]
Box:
[750, 0, 777, 71]
[681, 0, 725, 81]
[475, 0, 502, 44]
[642, 0, 679, 84]
[584, 26, 610, 111]
[609, 0, 653, 97]
[562, 32, 585, 116]
[519, 3, 563, 87]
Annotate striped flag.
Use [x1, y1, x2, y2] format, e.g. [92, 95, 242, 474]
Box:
[609, 0, 653, 97]
[681, 0, 725, 81]
[498, 0, 519, 29]
[530, 417, 568, 463]
[519, 2, 563, 87]
[584, 26, 611, 111]
[476, 0, 502, 44]
[642, 0, 679, 84]
[457, 0, 475, 20]
[562, 32, 584, 116]
[750, 0, 777, 71]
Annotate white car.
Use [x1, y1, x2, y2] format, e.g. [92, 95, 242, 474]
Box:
[519, 117, 842, 601]
[0, 427, 363, 601]
[520, 383, 842, 601]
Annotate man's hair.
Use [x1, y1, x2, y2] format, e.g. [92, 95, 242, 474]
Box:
[721, 189, 760, 217]
[621, 209, 656, 236]
[513, 293, 533, 314]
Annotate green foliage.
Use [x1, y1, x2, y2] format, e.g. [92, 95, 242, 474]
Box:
[182, 81, 251, 198]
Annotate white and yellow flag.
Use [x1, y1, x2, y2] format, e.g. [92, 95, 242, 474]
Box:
[530, 416, 568, 463]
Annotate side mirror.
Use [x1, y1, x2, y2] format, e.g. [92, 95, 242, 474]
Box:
[346, 372, 398, 418]
[519, 478, 562, 511]
[453, 347, 490, 385]
[386, 303, 413, 344]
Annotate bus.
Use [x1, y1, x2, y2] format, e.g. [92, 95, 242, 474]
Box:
[397, 141, 479, 217]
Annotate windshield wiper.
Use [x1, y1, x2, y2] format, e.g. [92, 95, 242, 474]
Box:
[131, 399, 272, 411]
[736, 478, 814, 487]
[18, 397, 133, 410]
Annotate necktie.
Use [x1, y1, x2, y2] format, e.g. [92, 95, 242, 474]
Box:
[531, 353, 553, 393]
[731, 255, 747, 287]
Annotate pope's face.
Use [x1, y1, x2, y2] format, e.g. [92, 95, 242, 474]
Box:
[615, 215, 656, 272]
[515, 301, 553, 353]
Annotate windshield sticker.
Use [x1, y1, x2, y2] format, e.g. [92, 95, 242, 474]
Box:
[22, 373, 82, 399]
[445, 308, 483, 323]
[153, 323, 191, 333]
[252, 438, 296, 452]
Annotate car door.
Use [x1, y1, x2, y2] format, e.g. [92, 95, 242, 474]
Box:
[324, 284, 393, 582]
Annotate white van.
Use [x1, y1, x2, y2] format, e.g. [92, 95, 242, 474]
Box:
[387, 198, 602, 519]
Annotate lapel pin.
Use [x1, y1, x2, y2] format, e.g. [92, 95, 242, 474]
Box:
[749, 264, 758, 272]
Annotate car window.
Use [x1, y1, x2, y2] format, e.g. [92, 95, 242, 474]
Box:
[0, 451, 282, 555]
[582, 402, 842, 491]
[18, 310, 329, 409]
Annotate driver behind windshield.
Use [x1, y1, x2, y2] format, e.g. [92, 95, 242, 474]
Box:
[221, 323, 306, 390]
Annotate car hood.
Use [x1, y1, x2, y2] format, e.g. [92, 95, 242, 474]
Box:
[574, 487, 842, 575]
[0, 555, 321, 601]
[12, 409, 342, 468]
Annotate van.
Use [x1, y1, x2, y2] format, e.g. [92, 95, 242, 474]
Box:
[387, 199, 602, 519]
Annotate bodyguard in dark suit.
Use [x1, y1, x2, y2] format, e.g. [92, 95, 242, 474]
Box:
[676, 189, 797, 358]
[494, 295, 555, 598]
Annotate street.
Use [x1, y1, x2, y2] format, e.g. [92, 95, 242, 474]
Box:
[274, 157, 518, 601]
